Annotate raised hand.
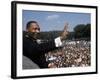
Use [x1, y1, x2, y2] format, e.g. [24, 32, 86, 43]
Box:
[60, 23, 69, 40]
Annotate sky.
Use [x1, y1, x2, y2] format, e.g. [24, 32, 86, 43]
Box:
[22, 10, 91, 32]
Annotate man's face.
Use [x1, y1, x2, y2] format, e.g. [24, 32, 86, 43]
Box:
[27, 23, 40, 33]
[27, 23, 40, 39]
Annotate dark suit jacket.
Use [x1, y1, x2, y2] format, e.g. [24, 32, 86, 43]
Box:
[23, 34, 57, 68]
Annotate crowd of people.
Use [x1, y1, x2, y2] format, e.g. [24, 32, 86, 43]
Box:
[45, 40, 91, 68]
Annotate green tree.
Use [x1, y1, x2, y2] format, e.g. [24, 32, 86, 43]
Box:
[74, 24, 91, 39]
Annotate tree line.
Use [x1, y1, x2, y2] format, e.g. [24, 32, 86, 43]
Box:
[74, 24, 91, 40]
[23, 23, 91, 41]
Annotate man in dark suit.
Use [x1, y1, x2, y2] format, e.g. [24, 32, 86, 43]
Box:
[23, 21, 68, 68]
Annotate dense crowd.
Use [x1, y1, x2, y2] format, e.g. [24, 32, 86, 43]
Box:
[45, 40, 91, 68]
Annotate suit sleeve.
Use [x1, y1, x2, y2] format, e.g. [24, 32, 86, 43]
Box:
[23, 37, 58, 56]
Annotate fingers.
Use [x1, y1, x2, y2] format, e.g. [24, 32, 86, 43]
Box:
[64, 22, 68, 31]
[60, 22, 69, 40]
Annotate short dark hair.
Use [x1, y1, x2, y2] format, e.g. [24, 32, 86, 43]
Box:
[26, 21, 39, 29]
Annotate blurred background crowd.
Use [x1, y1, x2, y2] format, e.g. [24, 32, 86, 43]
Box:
[45, 40, 91, 68]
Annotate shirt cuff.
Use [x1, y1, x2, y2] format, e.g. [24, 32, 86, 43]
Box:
[54, 37, 62, 47]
